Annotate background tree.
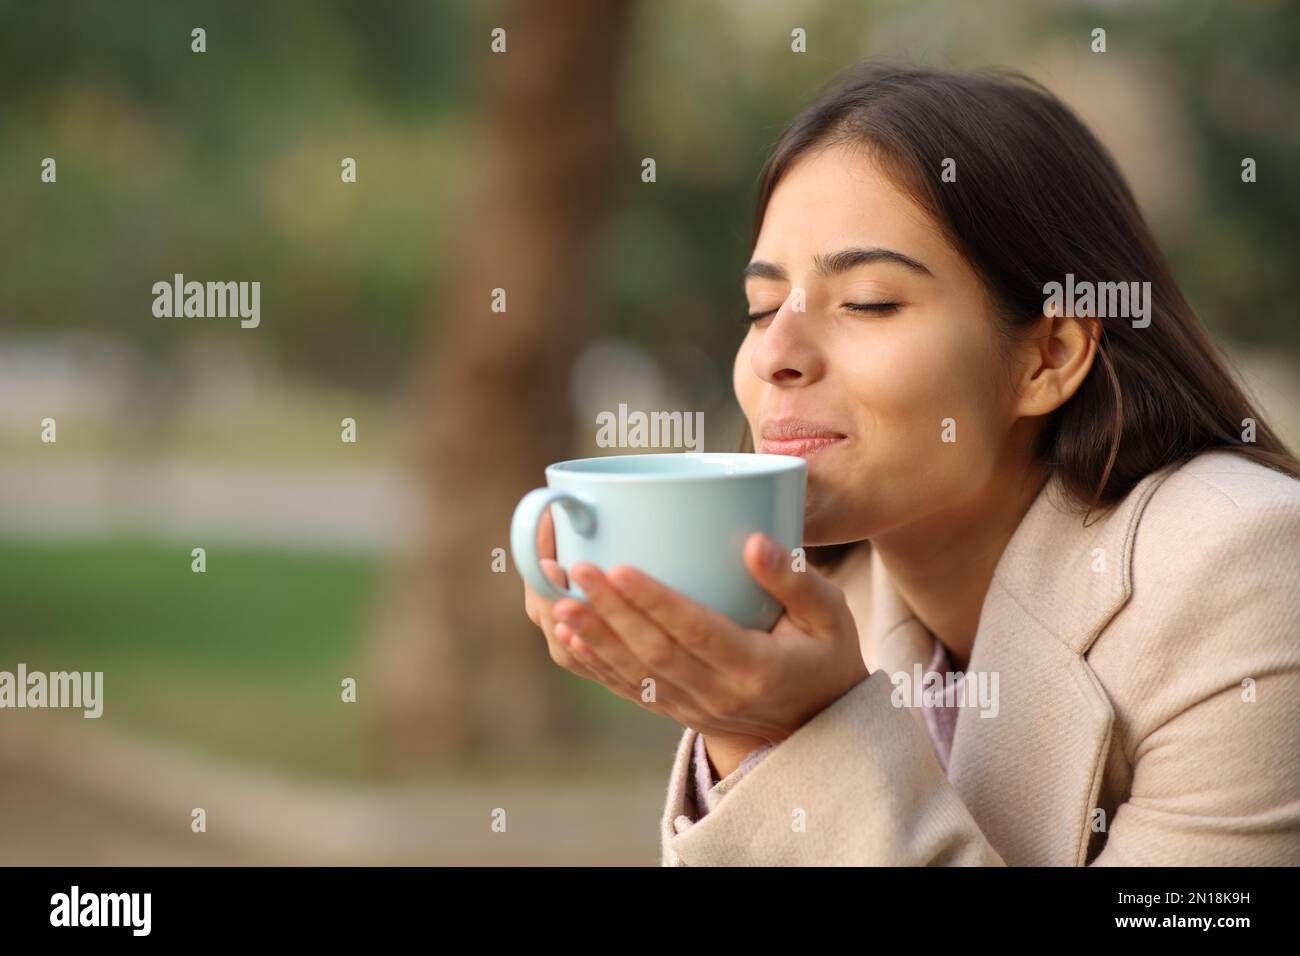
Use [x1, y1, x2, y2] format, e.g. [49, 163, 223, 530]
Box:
[367, 0, 636, 766]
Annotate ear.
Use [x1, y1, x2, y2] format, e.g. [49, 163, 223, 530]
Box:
[1013, 311, 1101, 418]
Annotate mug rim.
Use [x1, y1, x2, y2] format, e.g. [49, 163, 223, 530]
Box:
[545, 451, 806, 482]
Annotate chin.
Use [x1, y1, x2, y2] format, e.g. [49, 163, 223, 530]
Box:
[803, 527, 856, 548]
[800, 509, 839, 548]
[802, 492, 873, 548]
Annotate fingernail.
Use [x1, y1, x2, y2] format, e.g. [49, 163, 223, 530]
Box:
[761, 536, 783, 569]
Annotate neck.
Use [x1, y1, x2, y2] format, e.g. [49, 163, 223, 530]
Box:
[871, 463, 1049, 671]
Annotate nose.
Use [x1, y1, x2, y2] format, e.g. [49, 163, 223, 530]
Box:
[749, 300, 825, 385]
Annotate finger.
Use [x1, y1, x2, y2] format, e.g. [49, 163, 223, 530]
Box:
[587, 567, 780, 738]
[523, 575, 553, 625]
[540, 557, 568, 591]
[604, 563, 753, 671]
[743, 532, 849, 634]
[577, 606, 777, 739]
[536, 603, 598, 679]
[524, 580, 598, 680]
[559, 621, 700, 722]
[537, 505, 557, 561]
[564, 564, 713, 690]
[558, 601, 780, 741]
[522, 561, 566, 627]
[551, 588, 655, 692]
[555, 622, 642, 702]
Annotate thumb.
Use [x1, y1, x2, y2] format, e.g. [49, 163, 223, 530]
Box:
[743, 532, 845, 632]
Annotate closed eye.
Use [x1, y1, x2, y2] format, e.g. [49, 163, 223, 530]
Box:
[741, 308, 778, 325]
[844, 302, 900, 315]
[742, 302, 901, 325]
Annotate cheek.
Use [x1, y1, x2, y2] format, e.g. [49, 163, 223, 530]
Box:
[733, 338, 759, 422]
[856, 320, 1008, 487]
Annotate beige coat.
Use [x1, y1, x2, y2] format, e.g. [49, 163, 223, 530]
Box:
[660, 450, 1300, 865]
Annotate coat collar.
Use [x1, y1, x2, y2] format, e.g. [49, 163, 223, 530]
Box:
[988, 467, 1174, 657]
[856, 462, 1180, 674]
[844, 462, 1179, 864]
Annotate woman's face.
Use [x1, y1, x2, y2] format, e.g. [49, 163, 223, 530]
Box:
[735, 142, 1027, 546]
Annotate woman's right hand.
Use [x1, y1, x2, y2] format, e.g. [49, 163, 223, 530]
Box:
[521, 509, 772, 769]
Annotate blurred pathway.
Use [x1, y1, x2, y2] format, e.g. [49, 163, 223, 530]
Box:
[0, 715, 666, 866]
[0, 461, 417, 551]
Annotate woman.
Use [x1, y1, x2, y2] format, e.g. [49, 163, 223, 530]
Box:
[522, 64, 1300, 865]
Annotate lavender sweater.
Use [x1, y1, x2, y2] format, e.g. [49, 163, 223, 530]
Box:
[688, 635, 963, 819]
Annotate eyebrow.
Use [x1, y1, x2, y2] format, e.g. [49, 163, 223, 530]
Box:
[742, 247, 934, 283]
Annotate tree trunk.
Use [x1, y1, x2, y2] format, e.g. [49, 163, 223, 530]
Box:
[369, 0, 635, 769]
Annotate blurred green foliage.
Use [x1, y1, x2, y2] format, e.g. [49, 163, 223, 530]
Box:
[0, 0, 476, 386]
[0, 0, 1294, 381]
[1063, 1, 1300, 352]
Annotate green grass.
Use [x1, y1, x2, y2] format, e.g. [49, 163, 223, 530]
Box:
[0, 535, 379, 777]
[0, 535, 680, 781]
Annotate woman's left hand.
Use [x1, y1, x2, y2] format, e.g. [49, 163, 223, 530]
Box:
[547, 532, 870, 745]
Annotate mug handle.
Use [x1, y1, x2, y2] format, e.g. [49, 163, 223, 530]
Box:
[510, 487, 597, 603]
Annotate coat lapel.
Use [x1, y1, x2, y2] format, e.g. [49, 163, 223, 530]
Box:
[841, 464, 1177, 865]
[865, 545, 939, 733]
[832, 539, 935, 718]
[949, 467, 1176, 865]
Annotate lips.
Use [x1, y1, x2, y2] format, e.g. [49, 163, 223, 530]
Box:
[759, 418, 847, 458]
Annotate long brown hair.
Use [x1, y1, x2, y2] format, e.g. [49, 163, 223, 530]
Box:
[737, 64, 1300, 568]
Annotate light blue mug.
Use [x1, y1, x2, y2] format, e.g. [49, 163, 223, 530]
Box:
[510, 452, 806, 631]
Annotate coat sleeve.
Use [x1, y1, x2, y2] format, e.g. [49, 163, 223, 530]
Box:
[1088, 669, 1300, 865]
[659, 670, 1007, 866]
